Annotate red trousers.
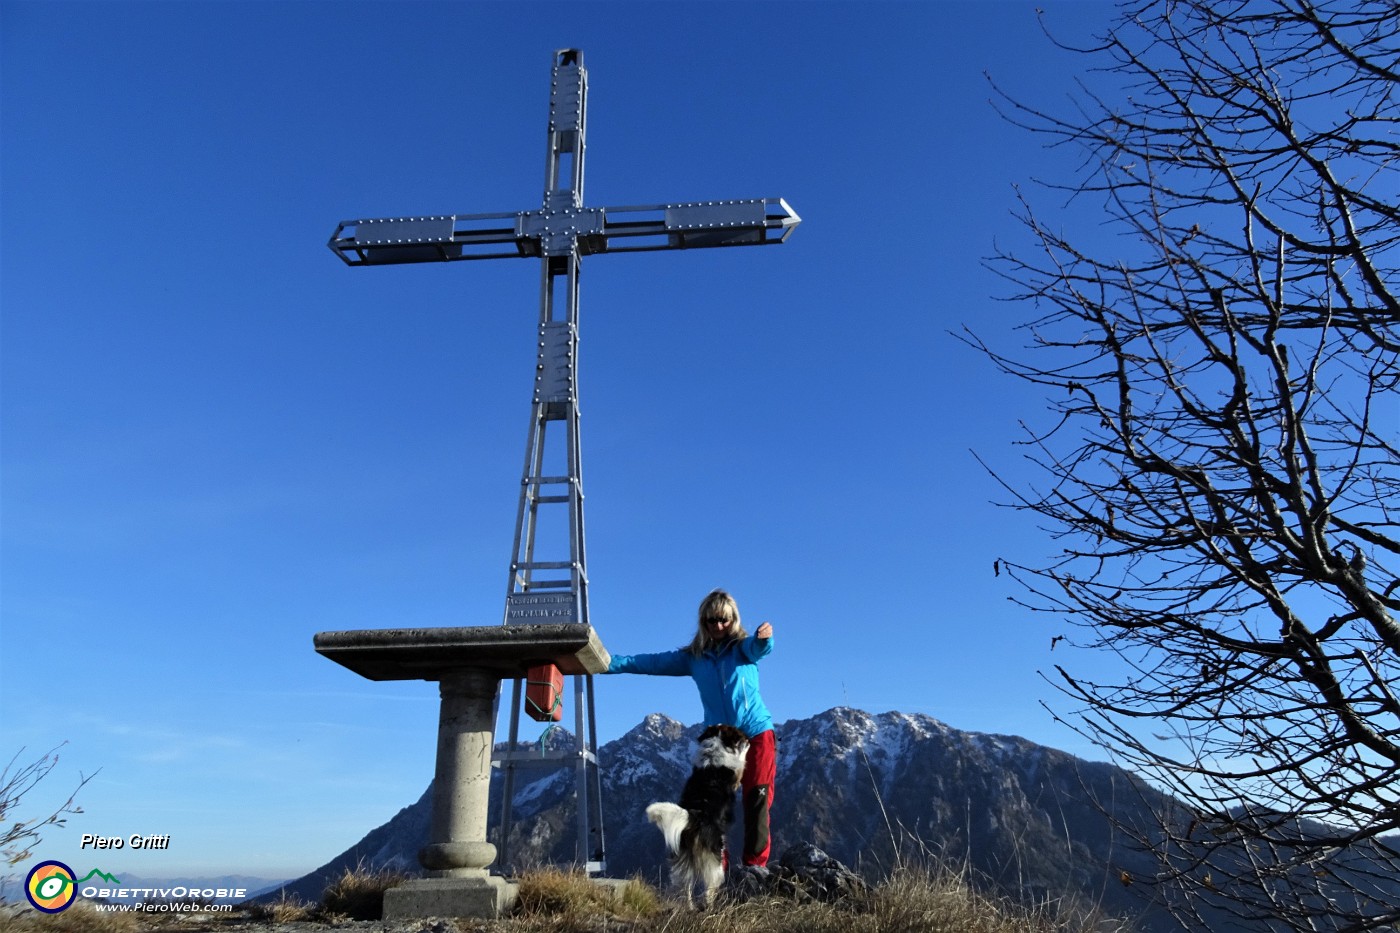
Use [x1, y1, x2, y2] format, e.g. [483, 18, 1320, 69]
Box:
[741, 729, 776, 866]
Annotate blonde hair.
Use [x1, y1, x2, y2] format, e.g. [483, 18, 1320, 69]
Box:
[686, 588, 748, 657]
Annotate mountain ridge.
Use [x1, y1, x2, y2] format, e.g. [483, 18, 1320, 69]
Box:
[276, 706, 1181, 928]
[267, 706, 1400, 931]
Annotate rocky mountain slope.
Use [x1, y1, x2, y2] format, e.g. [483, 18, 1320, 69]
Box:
[278, 707, 1186, 928]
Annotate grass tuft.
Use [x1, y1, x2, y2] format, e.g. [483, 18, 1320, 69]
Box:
[243, 890, 314, 923]
[614, 876, 661, 917]
[318, 861, 412, 921]
[513, 867, 660, 922]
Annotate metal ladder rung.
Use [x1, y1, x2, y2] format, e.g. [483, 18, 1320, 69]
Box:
[514, 561, 574, 571]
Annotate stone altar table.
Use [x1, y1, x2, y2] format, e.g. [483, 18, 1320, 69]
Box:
[313, 623, 610, 918]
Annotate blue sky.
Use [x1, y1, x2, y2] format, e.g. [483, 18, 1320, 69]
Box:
[2, 0, 1123, 880]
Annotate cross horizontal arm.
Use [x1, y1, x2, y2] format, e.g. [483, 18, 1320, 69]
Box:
[327, 198, 800, 266]
[594, 199, 800, 254]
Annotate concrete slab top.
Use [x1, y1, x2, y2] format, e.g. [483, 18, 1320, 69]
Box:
[313, 623, 611, 682]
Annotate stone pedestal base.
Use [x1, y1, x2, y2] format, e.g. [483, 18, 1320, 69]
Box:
[382, 875, 519, 920]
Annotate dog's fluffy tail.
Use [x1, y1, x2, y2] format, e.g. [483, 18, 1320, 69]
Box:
[646, 802, 689, 855]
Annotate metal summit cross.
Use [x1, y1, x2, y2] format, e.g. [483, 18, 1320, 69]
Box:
[313, 49, 799, 920]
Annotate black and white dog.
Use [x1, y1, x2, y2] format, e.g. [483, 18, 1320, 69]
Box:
[645, 724, 750, 908]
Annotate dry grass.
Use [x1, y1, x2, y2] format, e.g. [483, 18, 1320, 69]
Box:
[0, 862, 1127, 933]
[513, 867, 660, 923]
[0, 901, 141, 933]
[319, 861, 413, 921]
[243, 889, 314, 923]
[502, 863, 1126, 933]
[670, 875, 1115, 933]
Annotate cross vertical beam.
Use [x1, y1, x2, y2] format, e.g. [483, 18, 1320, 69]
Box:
[496, 50, 603, 874]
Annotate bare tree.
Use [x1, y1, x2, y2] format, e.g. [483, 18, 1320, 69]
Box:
[971, 1, 1398, 929]
[1, 745, 94, 867]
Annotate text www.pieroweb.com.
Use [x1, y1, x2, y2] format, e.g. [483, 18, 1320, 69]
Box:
[89, 900, 236, 914]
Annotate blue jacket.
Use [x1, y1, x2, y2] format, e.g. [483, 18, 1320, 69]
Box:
[607, 634, 774, 738]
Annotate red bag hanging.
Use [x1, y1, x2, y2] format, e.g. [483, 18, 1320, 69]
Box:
[524, 664, 564, 722]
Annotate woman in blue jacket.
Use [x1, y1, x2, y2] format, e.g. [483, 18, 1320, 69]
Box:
[607, 588, 777, 868]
